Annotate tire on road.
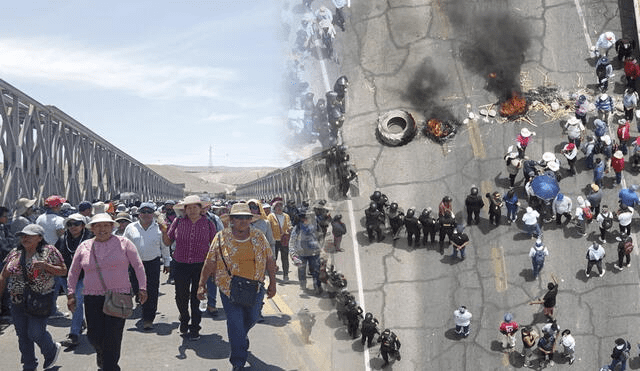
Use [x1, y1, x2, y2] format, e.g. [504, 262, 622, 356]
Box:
[376, 110, 417, 146]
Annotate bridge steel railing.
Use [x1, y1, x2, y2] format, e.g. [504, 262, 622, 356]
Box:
[235, 150, 335, 204]
[0, 78, 183, 207]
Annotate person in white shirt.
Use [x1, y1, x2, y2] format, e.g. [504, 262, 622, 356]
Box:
[522, 207, 541, 238]
[453, 306, 472, 337]
[586, 241, 606, 277]
[123, 202, 170, 330]
[560, 329, 576, 365]
[617, 204, 634, 236]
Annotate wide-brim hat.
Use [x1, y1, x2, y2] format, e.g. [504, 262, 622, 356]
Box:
[174, 195, 211, 210]
[16, 224, 45, 237]
[64, 213, 88, 226]
[92, 202, 106, 215]
[591, 184, 600, 192]
[614, 150, 624, 159]
[87, 213, 116, 227]
[547, 161, 560, 171]
[114, 212, 132, 223]
[542, 152, 556, 163]
[14, 198, 36, 216]
[220, 202, 260, 224]
[520, 128, 533, 137]
[602, 134, 612, 145]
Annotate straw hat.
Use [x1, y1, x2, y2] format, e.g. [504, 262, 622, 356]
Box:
[92, 202, 106, 215]
[114, 212, 132, 223]
[520, 128, 534, 137]
[220, 202, 260, 224]
[87, 213, 116, 226]
[174, 195, 211, 210]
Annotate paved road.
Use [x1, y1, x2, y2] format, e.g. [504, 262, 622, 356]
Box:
[3, 1, 640, 370]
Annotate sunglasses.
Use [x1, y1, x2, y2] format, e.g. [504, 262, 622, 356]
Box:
[67, 221, 84, 228]
[231, 215, 253, 220]
[139, 209, 154, 214]
[249, 205, 259, 210]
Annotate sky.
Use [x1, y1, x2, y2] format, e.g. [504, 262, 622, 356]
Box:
[0, 0, 293, 167]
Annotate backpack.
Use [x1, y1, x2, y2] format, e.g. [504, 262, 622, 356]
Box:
[624, 240, 634, 254]
[602, 215, 613, 230]
[582, 207, 593, 221]
[596, 63, 607, 79]
[533, 248, 546, 265]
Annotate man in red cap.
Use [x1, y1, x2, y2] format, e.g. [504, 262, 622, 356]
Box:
[36, 195, 66, 245]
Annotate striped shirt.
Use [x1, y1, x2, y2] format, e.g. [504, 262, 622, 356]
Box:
[168, 215, 217, 264]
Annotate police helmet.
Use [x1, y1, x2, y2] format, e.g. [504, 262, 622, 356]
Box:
[371, 191, 382, 200]
[365, 312, 373, 321]
[335, 75, 349, 87]
[470, 186, 478, 195]
[389, 202, 398, 211]
[406, 208, 415, 218]
[369, 201, 377, 210]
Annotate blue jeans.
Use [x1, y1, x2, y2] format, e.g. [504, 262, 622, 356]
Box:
[11, 304, 58, 371]
[532, 258, 544, 278]
[50, 276, 66, 315]
[70, 279, 85, 336]
[506, 205, 518, 221]
[610, 358, 627, 371]
[220, 289, 265, 368]
[451, 247, 466, 259]
[585, 153, 594, 169]
[297, 255, 321, 289]
[524, 223, 541, 237]
[616, 171, 622, 184]
[207, 276, 218, 308]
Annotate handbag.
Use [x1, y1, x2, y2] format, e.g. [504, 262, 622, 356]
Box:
[92, 243, 133, 318]
[20, 250, 54, 317]
[278, 218, 290, 247]
[218, 238, 260, 307]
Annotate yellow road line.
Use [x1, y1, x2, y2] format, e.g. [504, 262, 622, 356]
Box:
[263, 294, 330, 370]
[468, 119, 486, 159]
[491, 245, 508, 292]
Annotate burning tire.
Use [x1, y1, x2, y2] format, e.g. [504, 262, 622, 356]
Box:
[376, 110, 417, 146]
[423, 119, 457, 143]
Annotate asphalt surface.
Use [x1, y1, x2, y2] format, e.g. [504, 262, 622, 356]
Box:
[3, 1, 640, 371]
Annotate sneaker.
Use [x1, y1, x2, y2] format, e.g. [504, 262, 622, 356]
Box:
[569, 357, 575, 365]
[299, 282, 306, 290]
[614, 264, 623, 270]
[626, 263, 631, 267]
[143, 321, 153, 330]
[549, 360, 555, 366]
[283, 275, 289, 283]
[81, 320, 87, 333]
[60, 334, 79, 347]
[599, 269, 606, 277]
[43, 342, 61, 369]
[187, 331, 200, 341]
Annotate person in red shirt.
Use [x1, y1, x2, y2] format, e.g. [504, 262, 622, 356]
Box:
[624, 57, 640, 91]
[611, 150, 625, 185]
[499, 312, 519, 350]
[617, 119, 631, 155]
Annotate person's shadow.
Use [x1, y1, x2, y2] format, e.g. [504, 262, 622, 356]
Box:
[176, 333, 228, 360]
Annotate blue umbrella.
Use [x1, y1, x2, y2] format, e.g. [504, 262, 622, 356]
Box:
[530, 175, 560, 201]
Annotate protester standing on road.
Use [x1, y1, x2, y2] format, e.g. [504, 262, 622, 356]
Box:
[521, 326, 539, 368]
[537, 330, 556, 367]
[596, 205, 614, 242]
[586, 241, 606, 278]
[618, 119, 631, 155]
[609, 338, 631, 371]
[612, 150, 625, 184]
[56, 213, 93, 348]
[162, 195, 217, 340]
[453, 305, 472, 337]
[624, 58, 640, 93]
[486, 191, 503, 226]
[529, 238, 548, 279]
[530, 276, 559, 320]
[290, 211, 323, 294]
[582, 135, 596, 169]
[516, 128, 535, 159]
[330, 214, 346, 251]
[575, 94, 589, 126]
[504, 151, 522, 187]
[522, 207, 541, 238]
[575, 196, 591, 236]
[504, 189, 519, 224]
[267, 198, 292, 280]
[197, 202, 276, 371]
[67, 214, 147, 371]
[565, 117, 585, 148]
[617, 204, 634, 237]
[594, 31, 616, 57]
[615, 235, 633, 270]
[588, 184, 603, 217]
[559, 329, 576, 365]
[562, 143, 578, 176]
[594, 158, 605, 188]
[123, 202, 170, 330]
[0, 224, 66, 371]
[596, 93, 614, 122]
[499, 312, 519, 350]
[552, 193, 572, 225]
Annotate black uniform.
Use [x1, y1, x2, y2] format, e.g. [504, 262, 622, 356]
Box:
[465, 191, 484, 225]
[345, 301, 363, 339]
[616, 38, 636, 61]
[365, 204, 385, 242]
[486, 192, 503, 226]
[387, 207, 404, 240]
[419, 209, 438, 245]
[378, 329, 401, 366]
[360, 313, 379, 347]
[403, 211, 421, 247]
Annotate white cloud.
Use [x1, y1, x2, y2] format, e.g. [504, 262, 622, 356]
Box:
[0, 37, 236, 100]
[204, 113, 243, 122]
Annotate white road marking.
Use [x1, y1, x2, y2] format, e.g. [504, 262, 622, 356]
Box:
[574, 0, 594, 52]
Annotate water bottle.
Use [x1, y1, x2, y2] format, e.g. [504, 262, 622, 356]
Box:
[199, 293, 207, 312]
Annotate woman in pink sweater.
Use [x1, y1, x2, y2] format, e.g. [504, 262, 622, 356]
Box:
[67, 213, 147, 371]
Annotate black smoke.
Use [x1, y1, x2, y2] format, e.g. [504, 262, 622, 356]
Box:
[449, 6, 531, 100]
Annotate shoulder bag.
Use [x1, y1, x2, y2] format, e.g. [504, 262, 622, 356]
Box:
[92, 242, 133, 318]
[277, 216, 290, 247]
[20, 250, 54, 317]
[218, 237, 261, 308]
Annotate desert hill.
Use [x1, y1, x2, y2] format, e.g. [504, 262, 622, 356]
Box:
[147, 164, 278, 196]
